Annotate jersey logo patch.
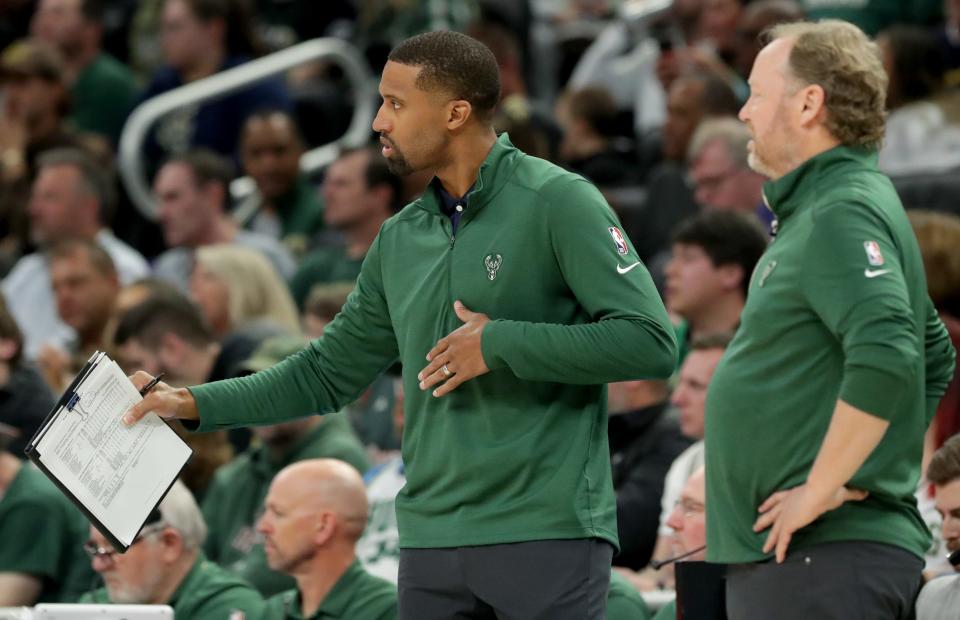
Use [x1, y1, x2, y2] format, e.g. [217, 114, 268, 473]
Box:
[864, 241, 884, 266]
[484, 254, 503, 281]
[608, 227, 628, 255]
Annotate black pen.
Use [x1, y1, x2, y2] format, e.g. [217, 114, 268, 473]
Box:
[139, 373, 166, 397]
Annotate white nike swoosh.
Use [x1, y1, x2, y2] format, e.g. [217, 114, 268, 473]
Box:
[864, 268, 890, 278]
[617, 261, 642, 274]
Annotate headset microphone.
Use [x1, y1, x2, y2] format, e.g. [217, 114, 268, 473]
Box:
[650, 545, 708, 570]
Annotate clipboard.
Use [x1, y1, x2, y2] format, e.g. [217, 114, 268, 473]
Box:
[24, 352, 193, 552]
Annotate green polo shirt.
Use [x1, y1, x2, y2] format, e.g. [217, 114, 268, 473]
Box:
[606, 570, 652, 619]
[69, 53, 140, 143]
[203, 413, 369, 596]
[0, 461, 93, 602]
[652, 599, 675, 620]
[81, 555, 265, 618]
[262, 560, 397, 620]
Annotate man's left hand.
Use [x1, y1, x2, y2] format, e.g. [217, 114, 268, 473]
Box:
[418, 301, 490, 397]
[753, 484, 869, 563]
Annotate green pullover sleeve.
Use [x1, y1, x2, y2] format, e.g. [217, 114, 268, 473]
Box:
[482, 177, 678, 383]
[800, 201, 921, 420]
[923, 298, 956, 423]
[191, 236, 399, 431]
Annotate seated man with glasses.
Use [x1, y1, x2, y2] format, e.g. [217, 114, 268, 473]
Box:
[80, 480, 265, 619]
[652, 466, 707, 620]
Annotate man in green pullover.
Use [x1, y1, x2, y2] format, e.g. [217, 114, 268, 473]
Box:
[706, 20, 956, 619]
[123, 31, 677, 619]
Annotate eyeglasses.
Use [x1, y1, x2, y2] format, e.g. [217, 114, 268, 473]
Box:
[676, 499, 706, 518]
[83, 523, 167, 561]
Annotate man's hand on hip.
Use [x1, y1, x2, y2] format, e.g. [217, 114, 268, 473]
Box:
[419, 300, 490, 398]
[122, 371, 200, 426]
[753, 484, 869, 563]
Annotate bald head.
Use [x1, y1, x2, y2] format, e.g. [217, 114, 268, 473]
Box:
[275, 459, 368, 537]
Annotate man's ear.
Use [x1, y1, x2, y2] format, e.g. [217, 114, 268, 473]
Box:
[446, 99, 473, 131]
[798, 83, 827, 128]
[718, 263, 745, 292]
[314, 511, 337, 546]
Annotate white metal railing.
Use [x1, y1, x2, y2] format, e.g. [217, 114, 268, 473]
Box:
[118, 38, 376, 221]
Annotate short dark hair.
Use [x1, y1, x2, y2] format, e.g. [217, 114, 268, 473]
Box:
[47, 238, 117, 278]
[114, 296, 215, 350]
[80, 0, 106, 22]
[880, 25, 945, 108]
[241, 108, 305, 147]
[36, 147, 115, 224]
[388, 31, 501, 122]
[672, 211, 769, 298]
[681, 71, 741, 117]
[928, 434, 960, 486]
[161, 149, 235, 209]
[563, 86, 619, 137]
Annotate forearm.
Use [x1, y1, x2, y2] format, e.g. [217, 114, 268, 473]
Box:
[482, 316, 677, 384]
[805, 399, 889, 500]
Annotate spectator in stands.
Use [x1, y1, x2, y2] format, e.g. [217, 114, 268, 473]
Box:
[909, 210, 960, 577]
[916, 434, 960, 619]
[39, 239, 120, 393]
[140, 0, 288, 162]
[555, 86, 638, 186]
[240, 109, 324, 257]
[289, 146, 402, 309]
[629, 71, 740, 264]
[2, 147, 148, 359]
[81, 480, 265, 617]
[687, 117, 772, 230]
[0, 40, 109, 274]
[608, 376, 692, 570]
[714, 21, 955, 618]
[190, 244, 300, 339]
[650, 466, 707, 620]
[31, 0, 140, 144]
[467, 19, 561, 161]
[257, 459, 398, 619]
[731, 0, 804, 79]
[204, 337, 369, 597]
[665, 211, 767, 349]
[0, 296, 54, 457]
[877, 25, 960, 175]
[0, 419, 94, 604]
[152, 149, 296, 289]
[696, 0, 745, 65]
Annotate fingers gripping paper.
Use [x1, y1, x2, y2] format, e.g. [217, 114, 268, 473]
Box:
[25, 352, 192, 551]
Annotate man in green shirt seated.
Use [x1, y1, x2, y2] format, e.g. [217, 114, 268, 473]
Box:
[31, 0, 140, 144]
[240, 110, 325, 256]
[203, 336, 370, 597]
[0, 423, 93, 604]
[81, 480, 265, 619]
[258, 459, 397, 620]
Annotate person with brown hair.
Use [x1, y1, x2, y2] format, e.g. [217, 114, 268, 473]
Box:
[708, 20, 955, 619]
[916, 434, 960, 619]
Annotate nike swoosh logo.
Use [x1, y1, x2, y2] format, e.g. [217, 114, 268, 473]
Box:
[864, 268, 890, 278]
[617, 262, 642, 274]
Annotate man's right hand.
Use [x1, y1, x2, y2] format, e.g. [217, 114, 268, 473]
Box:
[122, 371, 200, 426]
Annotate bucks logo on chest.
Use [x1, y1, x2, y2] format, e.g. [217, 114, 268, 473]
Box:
[484, 253, 503, 281]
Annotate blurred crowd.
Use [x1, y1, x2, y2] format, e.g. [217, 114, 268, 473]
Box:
[0, 0, 959, 618]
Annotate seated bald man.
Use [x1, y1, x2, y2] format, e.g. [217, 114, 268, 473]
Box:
[258, 459, 398, 620]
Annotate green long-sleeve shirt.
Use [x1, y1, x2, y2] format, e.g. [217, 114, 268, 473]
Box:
[191, 133, 677, 550]
[705, 145, 956, 563]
